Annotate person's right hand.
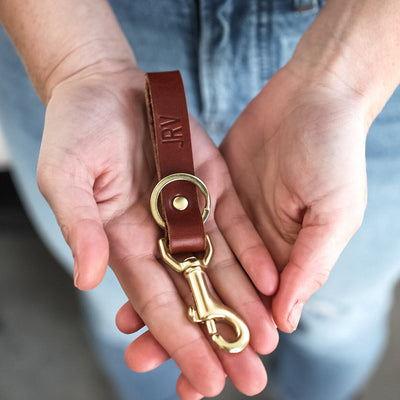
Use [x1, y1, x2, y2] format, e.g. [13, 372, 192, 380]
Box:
[37, 64, 279, 399]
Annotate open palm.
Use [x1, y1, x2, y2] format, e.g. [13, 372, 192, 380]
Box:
[37, 66, 279, 399]
[221, 66, 368, 333]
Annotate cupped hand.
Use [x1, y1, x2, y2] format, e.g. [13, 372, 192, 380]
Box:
[221, 64, 369, 333]
[37, 65, 279, 399]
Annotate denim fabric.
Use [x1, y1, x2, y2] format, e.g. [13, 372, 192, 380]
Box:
[292, 0, 318, 12]
[1, 1, 400, 399]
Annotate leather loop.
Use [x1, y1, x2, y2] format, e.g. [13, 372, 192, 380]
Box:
[145, 71, 206, 254]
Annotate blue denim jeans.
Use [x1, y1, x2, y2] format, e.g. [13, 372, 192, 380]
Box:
[1, 1, 400, 399]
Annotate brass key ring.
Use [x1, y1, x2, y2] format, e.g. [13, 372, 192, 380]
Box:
[150, 172, 210, 229]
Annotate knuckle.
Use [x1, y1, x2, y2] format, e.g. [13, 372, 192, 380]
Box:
[291, 261, 329, 293]
[312, 270, 330, 290]
[137, 288, 180, 322]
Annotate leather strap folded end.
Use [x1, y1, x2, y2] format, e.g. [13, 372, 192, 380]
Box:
[145, 71, 206, 254]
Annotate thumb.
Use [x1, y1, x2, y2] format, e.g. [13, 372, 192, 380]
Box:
[37, 165, 109, 291]
[272, 212, 363, 333]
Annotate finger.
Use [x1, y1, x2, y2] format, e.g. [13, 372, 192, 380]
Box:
[215, 346, 267, 396]
[169, 274, 268, 396]
[37, 165, 108, 290]
[125, 330, 170, 372]
[166, 269, 270, 395]
[193, 139, 279, 297]
[116, 257, 225, 397]
[124, 305, 268, 398]
[214, 184, 279, 296]
[115, 301, 145, 334]
[192, 136, 278, 351]
[218, 116, 279, 296]
[205, 224, 279, 355]
[190, 117, 278, 295]
[161, 243, 271, 396]
[272, 214, 362, 332]
[177, 374, 205, 400]
[107, 214, 226, 398]
[163, 241, 271, 396]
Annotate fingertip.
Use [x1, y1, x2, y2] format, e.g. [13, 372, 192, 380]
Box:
[287, 301, 304, 332]
[254, 321, 280, 355]
[243, 363, 267, 396]
[214, 191, 279, 296]
[241, 299, 279, 355]
[175, 348, 226, 398]
[272, 301, 298, 333]
[271, 290, 295, 333]
[125, 331, 170, 373]
[202, 376, 225, 399]
[261, 261, 279, 296]
[115, 301, 144, 334]
[271, 256, 328, 332]
[220, 348, 267, 396]
[176, 374, 205, 400]
[271, 223, 339, 331]
[74, 258, 108, 290]
[73, 220, 109, 290]
[271, 270, 304, 333]
[247, 249, 279, 296]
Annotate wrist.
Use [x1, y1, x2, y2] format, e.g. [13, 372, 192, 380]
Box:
[281, 56, 371, 135]
[43, 38, 137, 104]
[286, 0, 400, 130]
[0, 0, 136, 104]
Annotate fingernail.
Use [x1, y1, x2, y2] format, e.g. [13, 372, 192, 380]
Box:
[73, 261, 79, 287]
[288, 301, 304, 332]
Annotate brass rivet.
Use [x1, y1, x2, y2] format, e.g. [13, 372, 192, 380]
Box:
[173, 196, 189, 211]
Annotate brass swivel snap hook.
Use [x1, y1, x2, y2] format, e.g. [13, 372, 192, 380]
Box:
[159, 235, 250, 353]
[150, 173, 249, 353]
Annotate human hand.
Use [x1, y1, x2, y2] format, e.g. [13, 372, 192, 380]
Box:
[37, 65, 279, 399]
[221, 64, 368, 333]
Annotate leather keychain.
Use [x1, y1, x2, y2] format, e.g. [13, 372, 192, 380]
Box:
[145, 71, 249, 353]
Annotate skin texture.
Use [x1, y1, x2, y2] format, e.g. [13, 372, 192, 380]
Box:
[2, 0, 400, 398]
[37, 66, 279, 398]
[219, 0, 400, 334]
[221, 65, 368, 332]
[0, 1, 278, 397]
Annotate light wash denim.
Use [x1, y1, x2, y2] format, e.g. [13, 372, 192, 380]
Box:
[1, 1, 400, 399]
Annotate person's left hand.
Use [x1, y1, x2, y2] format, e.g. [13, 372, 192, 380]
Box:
[220, 64, 368, 333]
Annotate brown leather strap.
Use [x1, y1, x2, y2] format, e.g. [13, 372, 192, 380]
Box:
[145, 71, 206, 254]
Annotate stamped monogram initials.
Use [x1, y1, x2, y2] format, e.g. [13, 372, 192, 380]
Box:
[159, 116, 184, 147]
